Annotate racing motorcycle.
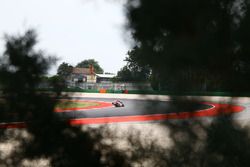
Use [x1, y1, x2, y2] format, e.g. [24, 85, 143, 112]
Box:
[112, 100, 125, 107]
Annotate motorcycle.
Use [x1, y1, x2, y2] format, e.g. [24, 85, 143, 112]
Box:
[112, 100, 125, 107]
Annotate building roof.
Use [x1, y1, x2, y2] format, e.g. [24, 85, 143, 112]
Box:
[72, 68, 93, 75]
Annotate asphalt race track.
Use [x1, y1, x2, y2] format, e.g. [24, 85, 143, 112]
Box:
[56, 97, 245, 125]
[0, 95, 246, 128]
[57, 97, 212, 119]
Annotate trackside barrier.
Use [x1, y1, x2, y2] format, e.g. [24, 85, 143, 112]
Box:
[99, 89, 107, 93]
[99, 89, 128, 94]
[36, 88, 250, 97]
[123, 90, 129, 94]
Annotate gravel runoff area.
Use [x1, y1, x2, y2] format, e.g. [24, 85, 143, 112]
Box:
[1, 92, 250, 166]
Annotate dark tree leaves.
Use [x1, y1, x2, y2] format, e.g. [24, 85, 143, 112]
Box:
[57, 62, 73, 80]
[125, 0, 250, 91]
[116, 49, 151, 82]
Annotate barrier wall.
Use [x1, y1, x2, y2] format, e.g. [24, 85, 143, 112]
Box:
[68, 82, 152, 91]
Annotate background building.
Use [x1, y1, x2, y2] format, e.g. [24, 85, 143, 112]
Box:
[70, 67, 96, 83]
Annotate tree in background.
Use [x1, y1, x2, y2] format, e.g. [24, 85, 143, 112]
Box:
[57, 62, 73, 80]
[125, 0, 250, 92]
[76, 59, 104, 74]
[116, 66, 133, 81]
[116, 49, 151, 82]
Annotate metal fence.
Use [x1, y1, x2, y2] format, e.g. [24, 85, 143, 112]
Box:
[68, 82, 152, 91]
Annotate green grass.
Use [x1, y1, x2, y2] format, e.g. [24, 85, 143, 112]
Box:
[56, 101, 100, 109]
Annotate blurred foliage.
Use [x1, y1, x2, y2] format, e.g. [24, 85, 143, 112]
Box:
[0, 30, 130, 167]
[0, 30, 57, 122]
[125, 0, 250, 91]
[1, 1, 250, 166]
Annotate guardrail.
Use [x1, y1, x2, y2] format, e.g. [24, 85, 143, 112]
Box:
[36, 88, 250, 97]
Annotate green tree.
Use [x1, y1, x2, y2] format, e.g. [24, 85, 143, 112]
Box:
[125, 0, 250, 91]
[76, 59, 104, 74]
[116, 50, 151, 82]
[57, 62, 73, 79]
[116, 66, 133, 81]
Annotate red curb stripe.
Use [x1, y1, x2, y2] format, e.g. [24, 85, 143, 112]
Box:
[0, 102, 245, 128]
[68, 102, 245, 125]
[0, 122, 26, 129]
